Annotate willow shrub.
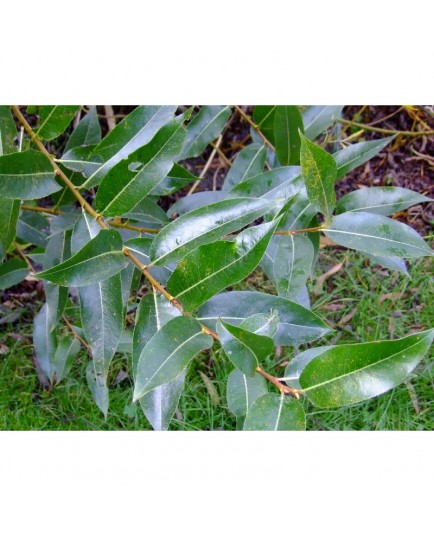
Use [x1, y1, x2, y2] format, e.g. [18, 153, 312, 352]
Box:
[0, 105, 433, 430]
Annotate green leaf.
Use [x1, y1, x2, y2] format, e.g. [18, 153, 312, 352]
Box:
[284, 346, 334, 389]
[217, 319, 274, 377]
[182, 105, 231, 159]
[86, 361, 109, 417]
[64, 106, 101, 151]
[0, 106, 18, 154]
[168, 191, 228, 217]
[36, 105, 80, 140]
[81, 105, 177, 188]
[197, 291, 330, 346]
[0, 258, 28, 289]
[222, 143, 266, 191]
[124, 198, 169, 228]
[261, 234, 314, 299]
[150, 196, 279, 266]
[167, 220, 279, 311]
[133, 316, 213, 401]
[365, 254, 409, 276]
[300, 133, 337, 219]
[231, 167, 302, 199]
[0, 199, 19, 261]
[239, 311, 280, 338]
[243, 393, 306, 431]
[324, 212, 434, 258]
[0, 150, 61, 199]
[95, 115, 186, 216]
[38, 229, 129, 286]
[334, 136, 395, 179]
[336, 186, 432, 216]
[300, 329, 434, 408]
[33, 303, 57, 382]
[152, 163, 200, 196]
[16, 211, 50, 247]
[252, 106, 277, 145]
[124, 237, 174, 285]
[302, 105, 344, 140]
[132, 291, 183, 430]
[226, 368, 268, 418]
[274, 106, 304, 166]
[53, 336, 80, 385]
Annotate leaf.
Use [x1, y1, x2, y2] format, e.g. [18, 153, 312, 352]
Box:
[243, 393, 306, 431]
[365, 254, 409, 276]
[81, 105, 177, 188]
[284, 346, 334, 389]
[0, 150, 61, 199]
[198, 371, 220, 406]
[86, 361, 109, 417]
[231, 167, 302, 199]
[0, 199, 19, 261]
[239, 311, 280, 338]
[252, 106, 277, 145]
[300, 329, 434, 408]
[124, 237, 174, 285]
[53, 336, 80, 385]
[324, 212, 434, 258]
[38, 229, 129, 286]
[33, 303, 57, 382]
[36, 105, 80, 140]
[274, 106, 304, 166]
[334, 136, 395, 179]
[182, 105, 231, 159]
[95, 114, 186, 216]
[167, 220, 279, 311]
[0, 106, 18, 154]
[261, 234, 314, 299]
[152, 163, 200, 196]
[124, 198, 169, 228]
[197, 290, 330, 346]
[226, 368, 268, 418]
[16, 211, 50, 247]
[302, 105, 344, 140]
[133, 316, 213, 401]
[300, 133, 337, 219]
[132, 291, 183, 430]
[150, 196, 279, 266]
[168, 191, 228, 217]
[217, 319, 274, 377]
[222, 143, 266, 191]
[336, 186, 432, 216]
[64, 106, 101, 151]
[0, 258, 28, 289]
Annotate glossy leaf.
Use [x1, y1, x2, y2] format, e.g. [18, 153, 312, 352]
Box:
[81, 105, 177, 188]
[133, 316, 213, 401]
[38, 229, 129, 286]
[334, 136, 395, 179]
[336, 186, 432, 216]
[217, 319, 274, 377]
[300, 133, 337, 219]
[124, 237, 174, 285]
[16, 211, 50, 248]
[243, 393, 306, 431]
[86, 361, 109, 417]
[36, 105, 80, 140]
[365, 254, 409, 276]
[150, 197, 279, 266]
[0, 150, 61, 199]
[197, 290, 330, 345]
[0, 106, 17, 153]
[0, 199, 19, 260]
[167, 191, 228, 217]
[53, 336, 80, 385]
[284, 346, 334, 389]
[274, 106, 304, 166]
[95, 115, 186, 216]
[33, 303, 57, 382]
[182, 105, 231, 159]
[226, 368, 268, 418]
[252, 106, 277, 145]
[64, 106, 101, 151]
[302, 105, 344, 140]
[231, 167, 302, 199]
[0, 258, 28, 289]
[300, 329, 434, 408]
[152, 163, 200, 196]
[167, 220, 279, 311]
[239, 311, 280, 338]
[324, 212, 434, 258]
[124, 198, 169, 228]
[222, 143, 266, 191]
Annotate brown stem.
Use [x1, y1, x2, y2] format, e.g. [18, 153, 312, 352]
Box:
[234, 105, 275, 151]
[274, 224, 325, 235]
[62, 315, 92, 352]
[336, 117, 434, 138]
[21, 204, 60, 215]
[256, 366, 301, 398]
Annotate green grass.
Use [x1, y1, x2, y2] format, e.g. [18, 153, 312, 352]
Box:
[0, 248, 433, 431]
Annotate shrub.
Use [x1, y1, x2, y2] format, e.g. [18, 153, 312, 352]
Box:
[0, 105, 433, 430]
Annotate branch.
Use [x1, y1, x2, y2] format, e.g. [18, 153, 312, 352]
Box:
[234, 105, 275, 151]
[336, 117, 434, 138]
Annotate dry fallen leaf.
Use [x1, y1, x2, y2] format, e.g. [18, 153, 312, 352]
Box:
[314, 262, 345, 295]
[378, 292, 403, 304]
[198, 371, 220, 407]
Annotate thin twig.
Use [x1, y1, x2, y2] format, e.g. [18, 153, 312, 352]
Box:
[62, 315, 92, 352]
[336, 118, 434, 137]
[187, 134, 223, 196]
[13, 241, 33, 271]
[234, 105, 275, 151]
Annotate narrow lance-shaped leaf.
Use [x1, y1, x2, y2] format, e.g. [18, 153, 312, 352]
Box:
[226, 368, 268, 418]
[167, 220, 279, 311]
[217, 319, 274, 377]
[302, 105, 344, 140]
[231, 167, 302, 200]
[64, 105, 101, 151]
[151, 163, 201, 196]
[167, 191, 228, 217]
[324, 212, 434, 258]
[125, 237, 174, 285]
[16, 211, 50, 247]
[243, 393, 306, 431]
[0, 199, 19, 261]
[274, 106, 304, 166]
[86, 362, 109, 417]
[0, 258, 28, 290]
[35, 105, 80, 140]
[300, 329, 434, 408]
[53, 336, 80, 385]
[222, 143, 266, 192]
[182, 105, 231, 159]
[365, 254, 409, 276]
[300, 132, 337, 220]
[133, 316, 213, 401]
[336, 186, 432, 216]
[33, 303, 57, 382]
[197, 290, 330, 346]
[38, 229, 129, 286]
[150, 196, 280, 266]
[95, 114, 187, 216]
[0, 106, 18, 153]
[252, 106, 277, 145]
[0, 150, 61, 199]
